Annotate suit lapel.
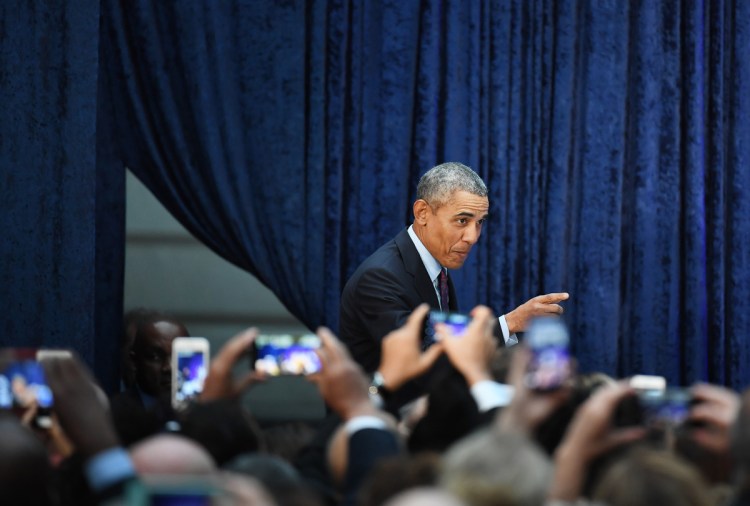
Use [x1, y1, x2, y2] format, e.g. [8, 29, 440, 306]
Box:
[394, 228, 441, 309]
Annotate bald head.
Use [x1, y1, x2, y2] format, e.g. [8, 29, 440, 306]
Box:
[383, 488, 467, 506]
[130, 434, 215, 475]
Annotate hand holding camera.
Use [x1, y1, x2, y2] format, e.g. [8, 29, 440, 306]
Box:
[376, 304, 445, 392]
[685, 383, 740, 454]
[439, 305, 497, 386]
[550, 382, 647, 502]
[309, 327, 377, 421]
[200, 328, 265, 402]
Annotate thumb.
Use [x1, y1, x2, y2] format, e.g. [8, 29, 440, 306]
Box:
[416, 342, 445, 373]
[406, 304, 431, 332]
[236, 370, 266, 392]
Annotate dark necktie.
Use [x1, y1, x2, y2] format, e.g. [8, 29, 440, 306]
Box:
[438, 269, 449, 310]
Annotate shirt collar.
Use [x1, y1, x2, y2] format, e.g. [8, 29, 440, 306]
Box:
[407, 225, 444, 283]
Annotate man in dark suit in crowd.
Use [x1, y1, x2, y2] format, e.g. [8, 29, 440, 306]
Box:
[110, 311, 188, 435]
[339, 162, 568, 376]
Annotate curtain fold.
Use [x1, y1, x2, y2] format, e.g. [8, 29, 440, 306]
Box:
[100, 0, 750, 388]
[0, 0, 122, 391]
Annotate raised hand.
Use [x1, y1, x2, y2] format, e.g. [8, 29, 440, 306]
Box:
[495, 346, 570, 435]
[438, 305, 497, 386]
[200, 328, 266, 402]
[549, 382, 646, 501]
[504, 292, 569, 334]
[42, 355, 119, 458]
[377, 304, 445, 391]
[310, 327, 378, 421]
[686, 383, 740, 454]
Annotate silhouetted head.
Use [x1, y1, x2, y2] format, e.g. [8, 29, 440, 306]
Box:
[121, 308, 152, 388]
[180, 399, 263, 466]
[358, 453, 442, 506]
[592, 449, 712, 506]
[0, 415, 55, 505]
[131, 313, 188, 401]
[383, 488, 466, 506]
[440, 430, 552, 506]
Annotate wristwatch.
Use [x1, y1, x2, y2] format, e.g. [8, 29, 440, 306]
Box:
[368, 371, 390, 399]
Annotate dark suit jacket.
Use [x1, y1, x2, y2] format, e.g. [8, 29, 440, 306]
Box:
[343, 428, 401, 506]
[339, 228, 458, 374]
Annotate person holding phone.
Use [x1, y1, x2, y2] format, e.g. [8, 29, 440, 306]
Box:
[339, 162, 569, 390]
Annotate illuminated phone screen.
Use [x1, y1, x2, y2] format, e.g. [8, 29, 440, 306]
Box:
[174, 350, 207, 405]
[524, 318, 571, 391]
[0, 357, 53, 409]
[430, 311, 471, 337]
[639, 388, 692, 427]
[253, 334, 321, 376]
[423, 311, 471, 349]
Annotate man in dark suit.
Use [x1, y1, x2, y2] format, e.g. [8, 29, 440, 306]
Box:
[340, 162, 568, 377]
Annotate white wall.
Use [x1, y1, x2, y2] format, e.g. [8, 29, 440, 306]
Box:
[124, 171, 324, 421]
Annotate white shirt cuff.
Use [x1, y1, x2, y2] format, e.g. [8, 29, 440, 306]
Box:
[499, 315, 518, 346]
[345, 415, 388, 435]
[470, 380, 514, 412]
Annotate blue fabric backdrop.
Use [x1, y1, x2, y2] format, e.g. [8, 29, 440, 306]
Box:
[98, 0, 750, 388]
[3, 1, 750, 390]
[0, 0, 123, 391]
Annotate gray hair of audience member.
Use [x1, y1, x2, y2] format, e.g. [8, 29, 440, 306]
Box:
[440, 429, 552, 506]
[416, 162, 488, 209]
[382, 487, 467, 506]
[592, 449, 713, 506]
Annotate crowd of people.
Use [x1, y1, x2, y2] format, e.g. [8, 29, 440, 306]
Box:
[1, 304, 749, 506]
[2, 163, 746, 505]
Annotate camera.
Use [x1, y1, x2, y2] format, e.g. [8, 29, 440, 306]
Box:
[638, 388, 692, 427]
[423, 311, 471, 349]
[615, 375, 693, 428]
[524, 317, 571, 391]
[171, 337, 210, 411]
[250, 334, 321, 376]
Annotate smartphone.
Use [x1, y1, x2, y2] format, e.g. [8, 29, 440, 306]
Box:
[423, 311, 471, 349]
[638, 387, 692, 427]
[251, 334, 321, 376]
[629, 375, 667, 392]
[0, 349, 56, 429]
[172, 338, 210, 411]
[523, 317, 571, 391]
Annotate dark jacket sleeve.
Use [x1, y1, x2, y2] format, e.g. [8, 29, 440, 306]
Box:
[342, 428, 401, 506]
[345, 266, 416, 372]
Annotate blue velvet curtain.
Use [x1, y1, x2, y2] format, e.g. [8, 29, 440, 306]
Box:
[99, 0, 750, 388]
[0, 0, 124, 391]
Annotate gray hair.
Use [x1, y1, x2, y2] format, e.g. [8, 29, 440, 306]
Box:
[440, 430, 552, 506]
[416, 162, 488, 208]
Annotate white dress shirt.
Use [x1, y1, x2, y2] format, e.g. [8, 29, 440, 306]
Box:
[407, 225, 518, 346]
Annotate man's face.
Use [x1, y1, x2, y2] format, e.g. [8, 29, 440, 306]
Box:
[416, 190, 489, 269]
[132, 320, 187, 399]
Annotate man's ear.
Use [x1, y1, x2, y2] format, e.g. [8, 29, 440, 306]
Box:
[413, 199, 430, 225]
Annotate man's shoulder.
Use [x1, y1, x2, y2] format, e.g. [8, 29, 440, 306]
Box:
[344, 229, 415, 288]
